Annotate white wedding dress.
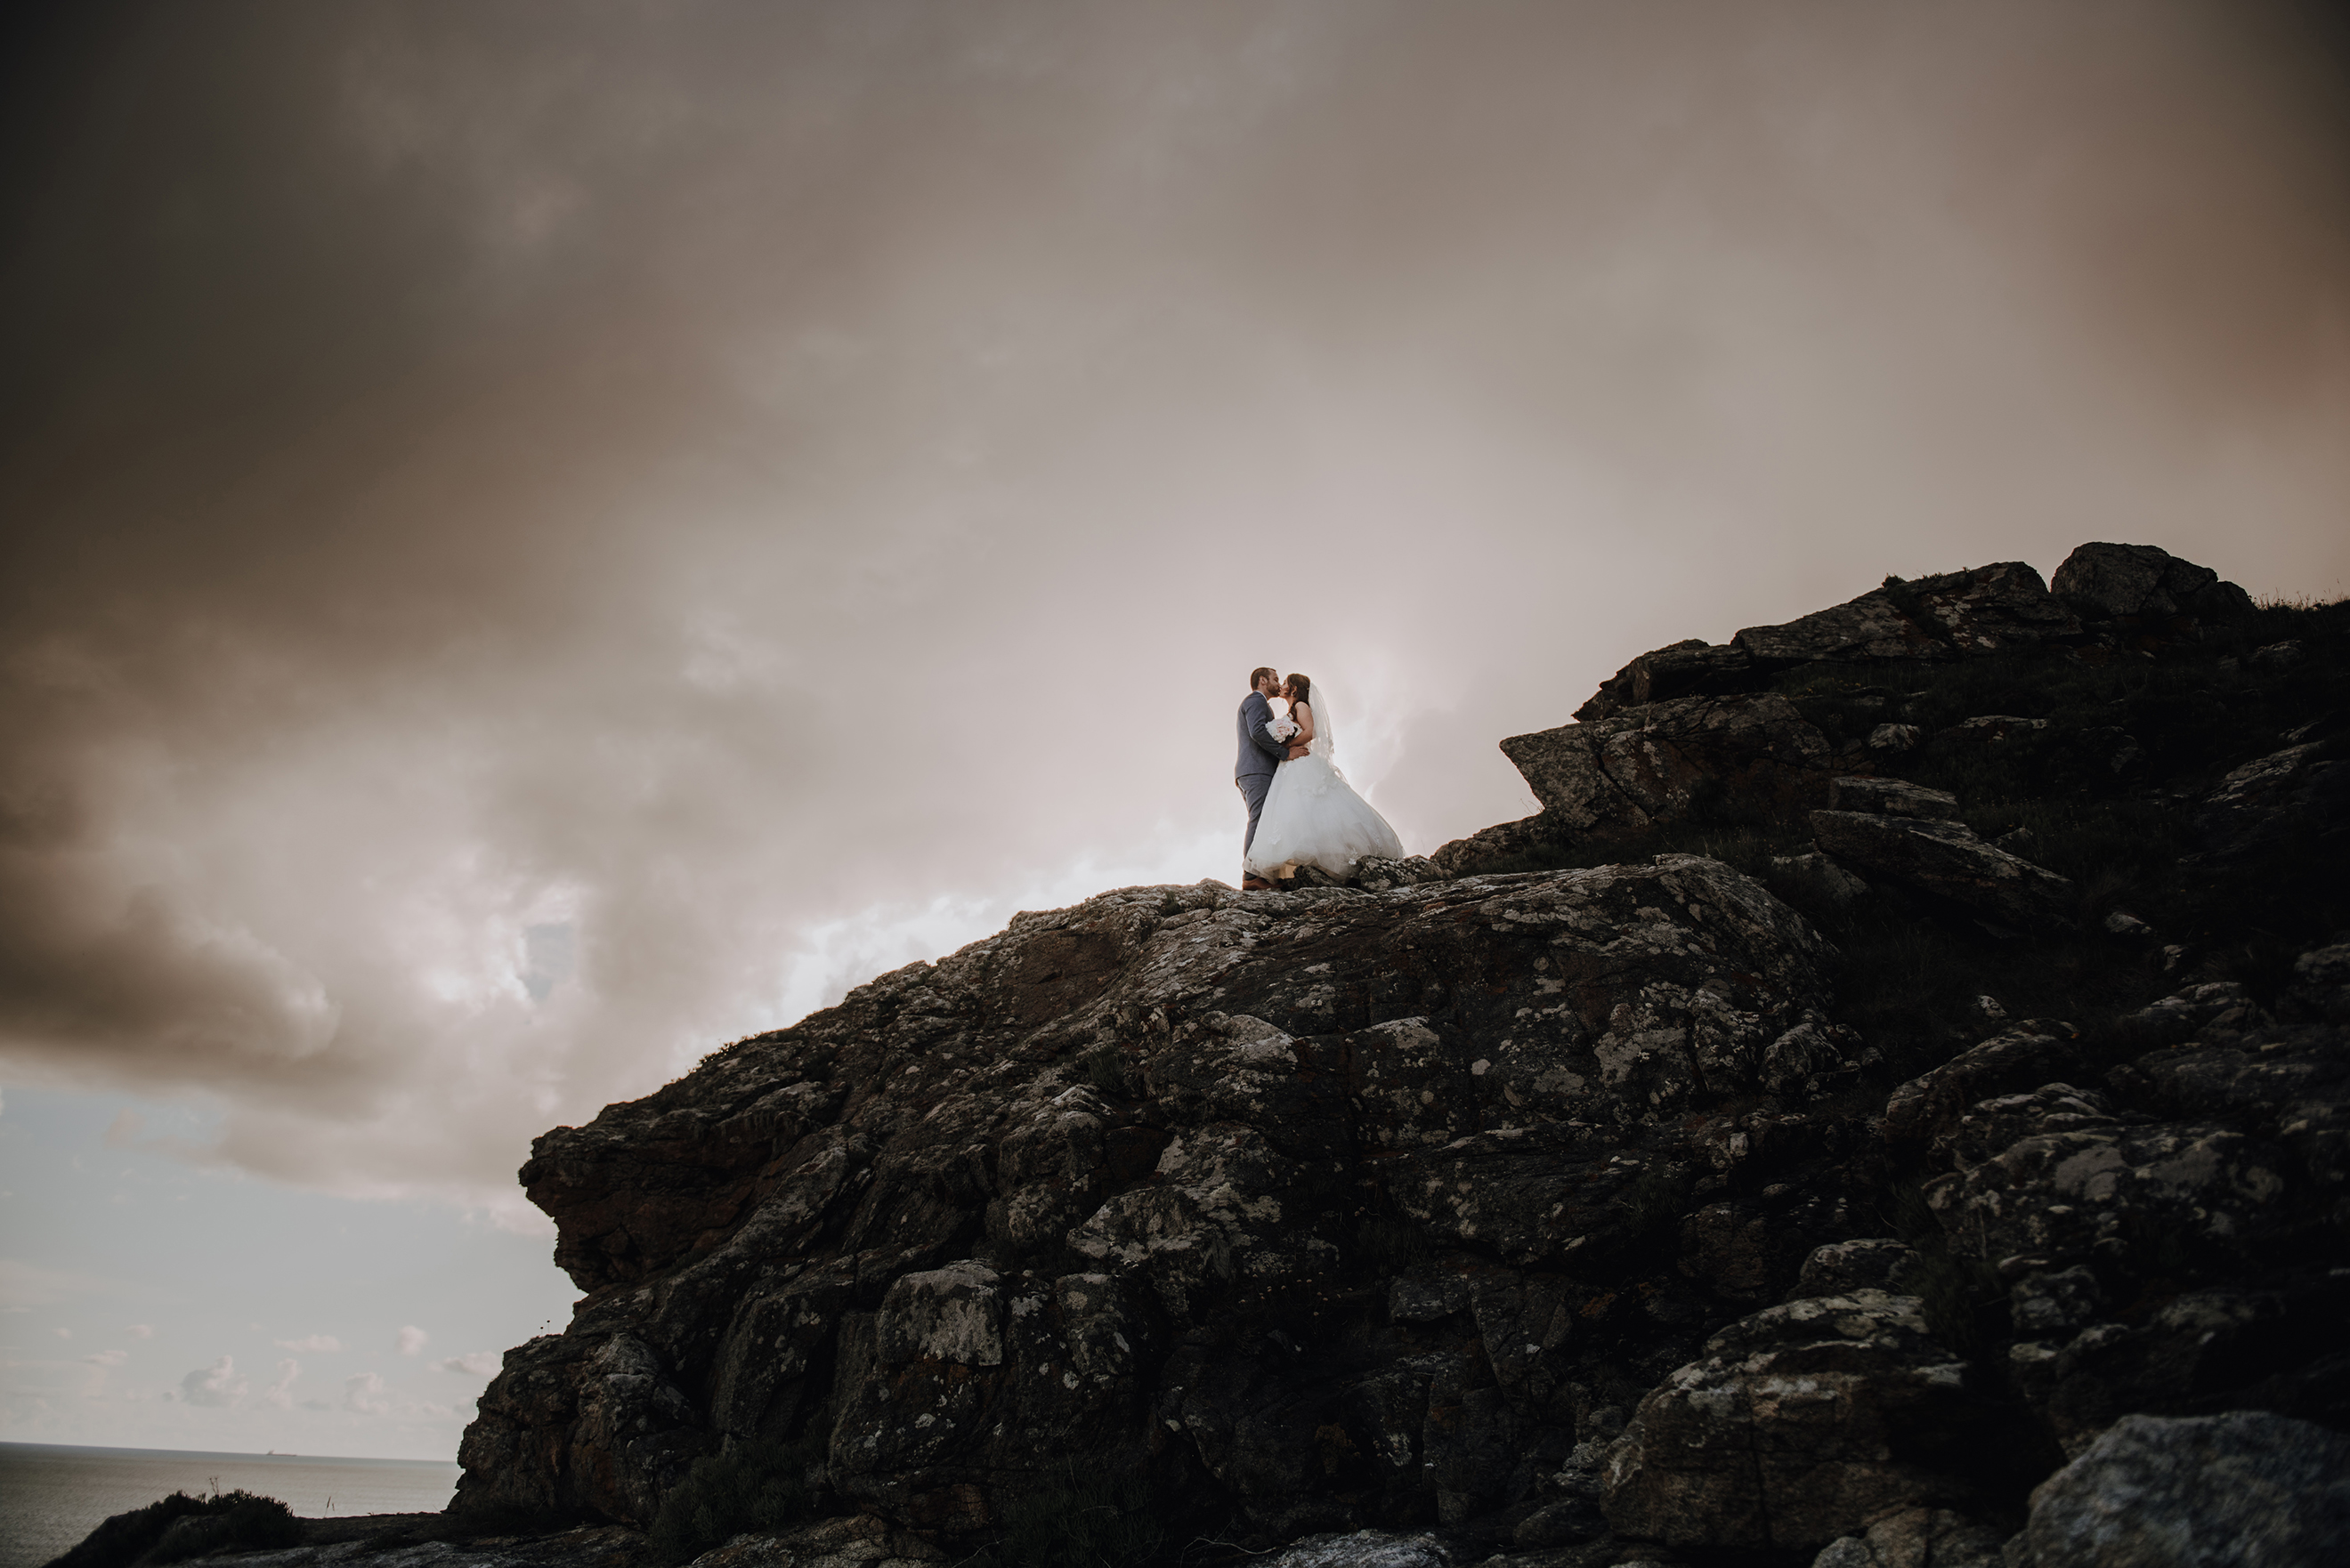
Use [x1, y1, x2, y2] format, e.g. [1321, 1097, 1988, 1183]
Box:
[1244, 689, 1405, 881]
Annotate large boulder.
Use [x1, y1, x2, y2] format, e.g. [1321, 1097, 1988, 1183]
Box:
[1881, 1021, 2079, 1146]
[1925, 1086, 2292, 1285]
[1600, 1291, 1990, 1551]
[1573, 552, 2227, 723]
[2051, 541, 2255, 626]
[2006, 1411, 2350, 1568]
[1734, 561, 2083, 667]
[1810, 1507, 2006, 1568]
[2193, 740, 2350, 863]
[1903, 561, 2085, 656]
[1487, 693, 1832, 845]
[1574, 638, 1762, 721]
[1810, 777, 2076, 932]
[1268, 1533, 1455, 1568]
[1733, 589, 1951, 667]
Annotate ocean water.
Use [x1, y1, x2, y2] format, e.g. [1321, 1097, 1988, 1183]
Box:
[0, 1443, 459, 1568]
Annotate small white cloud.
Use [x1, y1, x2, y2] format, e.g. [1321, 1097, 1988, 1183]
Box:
[395, 1325, 427, 1356]
[343, 1370, 390, 1415]
[84, 1349, 128, 1367]
[273, 1334, 341, 1353]
[53, 1327, 71, 1338]
[103, 1109, 145, 1149]
[181, 1355, 247, 1407]
[437, 1351, 500, 1377]
[126, 1324, 154, 1338]
[263, 1358, 299, 1410]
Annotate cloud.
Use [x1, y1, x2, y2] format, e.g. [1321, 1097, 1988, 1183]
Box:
[126, 1324, 153, 1338]
[53, 1327, 70, 1338]
[395, 1326, 427, 1356]
[437, 1351, 500, 1377]
[84, 1349, 127, 1367]
[342, 1370, 390, 1415]
[181, 1355, 247, 1407]
[0, 1259, 125, 1308]
[0, 0, 2344, 1221]
[273, 1334, 342, 1353]
[263, 1357, 300, 1410]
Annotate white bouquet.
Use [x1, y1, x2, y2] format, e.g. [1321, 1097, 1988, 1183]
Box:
[1268, 715, 1300, 742]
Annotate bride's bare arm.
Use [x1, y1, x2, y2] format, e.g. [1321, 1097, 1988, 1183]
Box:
[1287, 701, 1314, 757]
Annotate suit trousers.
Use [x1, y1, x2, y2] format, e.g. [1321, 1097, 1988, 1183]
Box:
[1236, 772, 1275, 854]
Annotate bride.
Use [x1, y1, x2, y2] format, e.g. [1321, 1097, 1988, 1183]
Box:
[1244, 674, 1406, 883]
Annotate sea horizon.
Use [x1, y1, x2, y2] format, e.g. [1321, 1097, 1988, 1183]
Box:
[0, 1440, 460, 1568]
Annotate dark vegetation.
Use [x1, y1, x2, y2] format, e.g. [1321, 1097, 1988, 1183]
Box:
[646, 1435, 825, 1565]
[45, 1489, 300, 1568]
[647, 1441, 1187, 1568]
[970, 1468, 1174, 1568]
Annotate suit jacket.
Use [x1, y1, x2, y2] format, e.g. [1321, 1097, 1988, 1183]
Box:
[1236, 691, 1288, 781]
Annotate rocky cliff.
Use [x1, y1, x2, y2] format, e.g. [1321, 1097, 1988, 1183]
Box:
[450, 542, 2350, 1567]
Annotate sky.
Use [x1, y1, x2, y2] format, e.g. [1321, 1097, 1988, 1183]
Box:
[2, 0, 2346, 1460]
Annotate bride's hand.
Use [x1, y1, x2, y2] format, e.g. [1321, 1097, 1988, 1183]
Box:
[1286, 743, 1309, 759]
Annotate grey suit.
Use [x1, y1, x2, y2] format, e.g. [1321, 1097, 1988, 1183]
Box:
[1236, 691, 1288, 855]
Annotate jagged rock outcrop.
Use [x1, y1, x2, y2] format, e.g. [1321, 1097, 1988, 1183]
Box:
[1600, 1291, 1991, 1551]
[2050, 542, 2257, 628]
[1808, 776, 2077, 934]
[420, 542, 2346, 1568]
[1811, 1507, 2006, 1568]
[1432, 693, 1832, 872]
[2004, 1411, 2350, 1568]
[2193, 735, 2350, 864]
[1571, 560, 2101, 724]
[1448, 546, 2258, 875]
[458, 855, 1875, 1540]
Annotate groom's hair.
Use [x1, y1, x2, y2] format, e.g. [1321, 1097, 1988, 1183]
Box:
[1249, 667, 1277, 690]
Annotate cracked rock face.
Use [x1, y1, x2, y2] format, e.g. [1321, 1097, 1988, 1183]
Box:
[1600, 1291, 1989, 1552]
[1438, 694, 1834, 869]
[1572, 562, 2088, 723]
[1501, 694, 1832, 841]
[456, 857, 1852, 1532]
[2194, 740, 2350, 863]
[1810, 1506, 2007, 1568]
[1811, 807, 2077, 933]
[2050, 542, 2255, 626]
[2006, 1411, 2350, 1568]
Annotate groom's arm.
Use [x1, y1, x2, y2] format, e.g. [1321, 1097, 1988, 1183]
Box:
[1244, 696, 1289, 764]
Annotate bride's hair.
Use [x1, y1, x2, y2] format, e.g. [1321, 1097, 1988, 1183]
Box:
[1283, 673, 1312, 706]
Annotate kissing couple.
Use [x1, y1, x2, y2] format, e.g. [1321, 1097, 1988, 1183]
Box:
[1234, 666, 1406, 892]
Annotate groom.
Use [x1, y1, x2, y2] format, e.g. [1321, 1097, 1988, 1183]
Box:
[1236, 666, 1302, 890]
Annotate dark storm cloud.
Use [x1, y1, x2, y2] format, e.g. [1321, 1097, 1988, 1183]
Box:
[2, 1, 2346, 1201]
